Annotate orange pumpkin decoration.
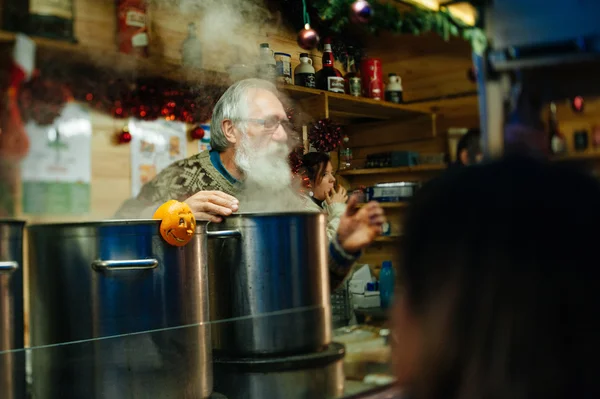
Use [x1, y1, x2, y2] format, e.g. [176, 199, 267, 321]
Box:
[153, 200, 196, 247]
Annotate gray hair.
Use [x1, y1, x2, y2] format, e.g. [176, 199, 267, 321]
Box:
[210, 78, 279, 152]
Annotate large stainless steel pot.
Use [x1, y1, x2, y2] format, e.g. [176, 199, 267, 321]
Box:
[212, 343, 346, 399]
[207, 212, 332, 356]
[27, 220, 212, 399]
[0, 220, 26, 399]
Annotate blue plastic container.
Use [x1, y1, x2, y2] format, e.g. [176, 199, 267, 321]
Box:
[379, 261, 395, 309]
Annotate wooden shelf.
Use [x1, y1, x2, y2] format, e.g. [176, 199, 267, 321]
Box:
[552, 151, 600, 162]
[0, 30, 230, 87]
[338, 164, 447, 176]
[357, 202, 409, 208]
[374, 235, 403, 243]
[281, 85, 429, 121]
[401, 93, 480, 118]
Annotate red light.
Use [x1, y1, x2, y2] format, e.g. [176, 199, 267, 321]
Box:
[572, 96, 584, 113]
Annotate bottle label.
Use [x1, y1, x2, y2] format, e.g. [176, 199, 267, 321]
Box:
[276, 60, 292, 84]
[126, 10, 146, 28]
[327, 77, 345, 93]
[295, 73, 316, 88]
[30, 0, 73, 20]
[385, 90, 403, 104]
[349, 78, 362, 96]
[132, 32, 149, 48]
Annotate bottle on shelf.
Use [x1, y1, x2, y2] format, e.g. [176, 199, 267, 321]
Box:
[548, 102, 566, 155]
[344, 47, 360, 95]
[256, 43, 277, 82]
[181, 22, 202, 69]
[316, 38, 345, 94]
[379, 260, 395, 309]
[3, 0, 76, 42]
[385, 73, 403, 104]
[117, 0, 149, 57]
[294, 53, 316, 88]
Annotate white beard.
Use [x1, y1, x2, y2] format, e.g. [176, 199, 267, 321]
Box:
[235, 134, 304, 213]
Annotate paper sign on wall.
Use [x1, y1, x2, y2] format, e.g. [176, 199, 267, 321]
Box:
[198, 122, 211, 153]
[20, 102, 92, 215]
[129, 118, 187, 197]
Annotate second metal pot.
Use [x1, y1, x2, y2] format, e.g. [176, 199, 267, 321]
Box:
[207, 212, 332, 356]
[0, 220, 26, 399]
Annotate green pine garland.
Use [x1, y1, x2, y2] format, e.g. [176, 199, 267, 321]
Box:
[312, 0, 486, 53]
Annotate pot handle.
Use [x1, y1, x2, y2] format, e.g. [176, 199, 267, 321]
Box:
[0, 261, 18, 273]
[92, 259, 159, 271]
[207, 229, 242, 239]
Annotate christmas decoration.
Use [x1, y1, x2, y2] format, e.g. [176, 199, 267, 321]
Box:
[117, 126, 132, 144]
[297, 0, 319, 50]
[343, 134, 350, 143]
[309, 118, 344, 153]
[297, 24, 320, 51]
[19, 74, 72, 125]
[190, 125, 205, 140]
[350, 0, 373, 24]
[313, 0, 483, 47]
[0, 34, 35, 161]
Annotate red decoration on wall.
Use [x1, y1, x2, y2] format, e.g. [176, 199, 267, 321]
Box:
[308, 118, 343, 153]
[117, 126, 132, 144]
[16, 73, 223, 127]
[190, 126, 205, 140]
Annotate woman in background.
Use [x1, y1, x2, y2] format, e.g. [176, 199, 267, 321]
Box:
[302, 152, 348, 240]
[454, 128, 483, 167]
[391, 155, 598, 399]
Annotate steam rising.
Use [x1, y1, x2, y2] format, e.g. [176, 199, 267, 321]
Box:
[175, 0, 275, 69]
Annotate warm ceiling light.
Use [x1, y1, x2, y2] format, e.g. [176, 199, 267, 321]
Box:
[404, 0, 477, 26]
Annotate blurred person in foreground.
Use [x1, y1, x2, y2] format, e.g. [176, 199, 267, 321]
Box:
[301, 151, 347, 240]
[391, 154, 599, 399]
[454, 128, 483, 167]
[116, 78, 385, 290]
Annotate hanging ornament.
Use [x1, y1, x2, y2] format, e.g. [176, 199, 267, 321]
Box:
[309, 118, 344, 153]
[117, 126, 132, 144]
[350, 0, 373, 24]
[297, 0, 319, 50]
[297, 24, 319, 51]
[343, 134, 350, 144]
[190, 125, 205, 140]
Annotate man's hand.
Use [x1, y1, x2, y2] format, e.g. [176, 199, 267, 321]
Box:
[184, 190, 239, 223]
[336, 195, 386, 253]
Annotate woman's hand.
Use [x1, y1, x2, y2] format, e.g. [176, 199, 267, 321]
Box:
[325, 186, 348, 205]
[336, 195, 386, 253]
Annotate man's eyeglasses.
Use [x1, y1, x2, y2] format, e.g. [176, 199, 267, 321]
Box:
[234, 116, 294, 132]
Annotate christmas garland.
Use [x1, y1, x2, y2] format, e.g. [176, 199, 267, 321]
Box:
[312, 0, 486, 52]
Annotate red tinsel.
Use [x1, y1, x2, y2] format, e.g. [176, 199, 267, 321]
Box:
[309, 118, 343, 153]
[17, 74, 223, 126]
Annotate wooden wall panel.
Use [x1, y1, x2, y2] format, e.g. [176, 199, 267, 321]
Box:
[365, 33, 477, 101]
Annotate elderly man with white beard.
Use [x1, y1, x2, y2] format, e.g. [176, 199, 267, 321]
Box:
[115, 78, 386, 290]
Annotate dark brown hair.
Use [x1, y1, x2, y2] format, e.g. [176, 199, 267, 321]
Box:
[401, 154, 599, 399]
[301, 152, 330, 186]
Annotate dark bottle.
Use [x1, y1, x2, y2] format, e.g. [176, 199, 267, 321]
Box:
[548, 102, 566, 155]
[344, 47, 359, 94]
[3, 0, 76, 42]
[316, 38, 345, 94]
